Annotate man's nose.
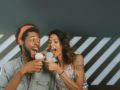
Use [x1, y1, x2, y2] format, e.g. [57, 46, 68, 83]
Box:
[34, 39, 40, 46]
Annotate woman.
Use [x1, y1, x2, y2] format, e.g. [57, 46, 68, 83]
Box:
[46, 29, 88, 90]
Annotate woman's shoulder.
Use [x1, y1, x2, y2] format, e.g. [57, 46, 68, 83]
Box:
[73, 54, 84, 65]
[75, 54, 83, 59]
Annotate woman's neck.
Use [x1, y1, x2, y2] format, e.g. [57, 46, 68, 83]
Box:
[58, 54, 64, 67]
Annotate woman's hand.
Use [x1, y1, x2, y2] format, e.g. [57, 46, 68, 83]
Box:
[47, 61, 63, 74]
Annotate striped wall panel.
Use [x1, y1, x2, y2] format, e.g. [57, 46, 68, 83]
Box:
[0, 34, 120, 86]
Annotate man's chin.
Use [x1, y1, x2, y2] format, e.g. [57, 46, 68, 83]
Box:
[31, 51, 38, 59]
[31, 53, 37, 59]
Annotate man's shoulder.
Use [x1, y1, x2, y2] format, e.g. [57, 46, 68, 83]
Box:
[0, 57, 22, 79]
[3, 57, 21, 71]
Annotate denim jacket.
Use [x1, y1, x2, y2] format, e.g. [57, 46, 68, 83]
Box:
[0, 57, 56, 90]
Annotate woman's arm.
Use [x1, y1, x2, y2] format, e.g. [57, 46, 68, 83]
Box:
[47, 54, 84, 90]
[60, 54, 84, 90]
[73, 54, 84, 89]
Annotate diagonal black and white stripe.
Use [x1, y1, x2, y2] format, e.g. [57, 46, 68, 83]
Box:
[0, 34, 120, 86]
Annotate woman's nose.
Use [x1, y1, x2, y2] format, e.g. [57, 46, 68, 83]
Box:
[50, 42, 55, 46]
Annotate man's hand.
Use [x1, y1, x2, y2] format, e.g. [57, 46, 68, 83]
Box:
[19, 60, 43, 75]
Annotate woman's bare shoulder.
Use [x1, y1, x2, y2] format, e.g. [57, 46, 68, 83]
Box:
[73, 54, 84, 65]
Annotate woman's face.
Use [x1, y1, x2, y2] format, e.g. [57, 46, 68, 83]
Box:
[48, 34, 62, 57]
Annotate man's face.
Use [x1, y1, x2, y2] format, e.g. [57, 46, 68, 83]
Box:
[22, 32, 40, 59]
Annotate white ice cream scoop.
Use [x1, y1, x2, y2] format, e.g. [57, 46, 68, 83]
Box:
[46, 52, 57, 62]
[35, 53, 45, 60]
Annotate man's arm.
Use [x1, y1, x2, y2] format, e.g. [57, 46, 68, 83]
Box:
[0, 60, 42, 90]
[4, 69, 24, 90]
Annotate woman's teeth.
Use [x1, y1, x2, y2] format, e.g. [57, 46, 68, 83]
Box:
[51, 48, 56, 51]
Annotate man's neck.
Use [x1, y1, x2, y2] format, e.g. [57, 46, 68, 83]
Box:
[21, 54, 30, 64]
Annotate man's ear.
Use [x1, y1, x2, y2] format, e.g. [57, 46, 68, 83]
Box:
[19, 40, 23, 46]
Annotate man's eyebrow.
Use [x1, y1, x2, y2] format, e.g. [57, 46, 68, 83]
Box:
[30, 35, 39, 38]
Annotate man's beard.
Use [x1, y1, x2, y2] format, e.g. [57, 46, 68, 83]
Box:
[23, 43, 33, 60]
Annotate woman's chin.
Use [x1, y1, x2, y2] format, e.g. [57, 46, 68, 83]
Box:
[53, 53, 60, 58]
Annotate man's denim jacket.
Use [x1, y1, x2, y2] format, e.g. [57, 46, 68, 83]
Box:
[0, 57, 56, 90]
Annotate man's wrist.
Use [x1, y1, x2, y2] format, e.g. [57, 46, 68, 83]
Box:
[18, 67, 26, 76]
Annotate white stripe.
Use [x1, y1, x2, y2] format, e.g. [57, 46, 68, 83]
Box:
[70, 36, 82, 47]
[0, 67, 2, 75]
[0, 36, 48, 67]
[0, 35, 15, 53]
[91, 53, 120, 85]
[75, 37, 96, 54]
[86, 38, 120, 80]
[40, 36, 48, 46]
[107, 70, 120, 85]
[84, 38, 111, 65]
[0, 34, 4, 39]
[0, 45, 20, 67]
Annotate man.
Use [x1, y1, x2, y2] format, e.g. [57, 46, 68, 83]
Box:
[0, 24, 56, 90]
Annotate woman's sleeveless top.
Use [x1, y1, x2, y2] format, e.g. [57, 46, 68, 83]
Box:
[56, 65, 88, 90]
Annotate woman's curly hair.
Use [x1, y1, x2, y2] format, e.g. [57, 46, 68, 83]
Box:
[49, 29, 75, 65]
